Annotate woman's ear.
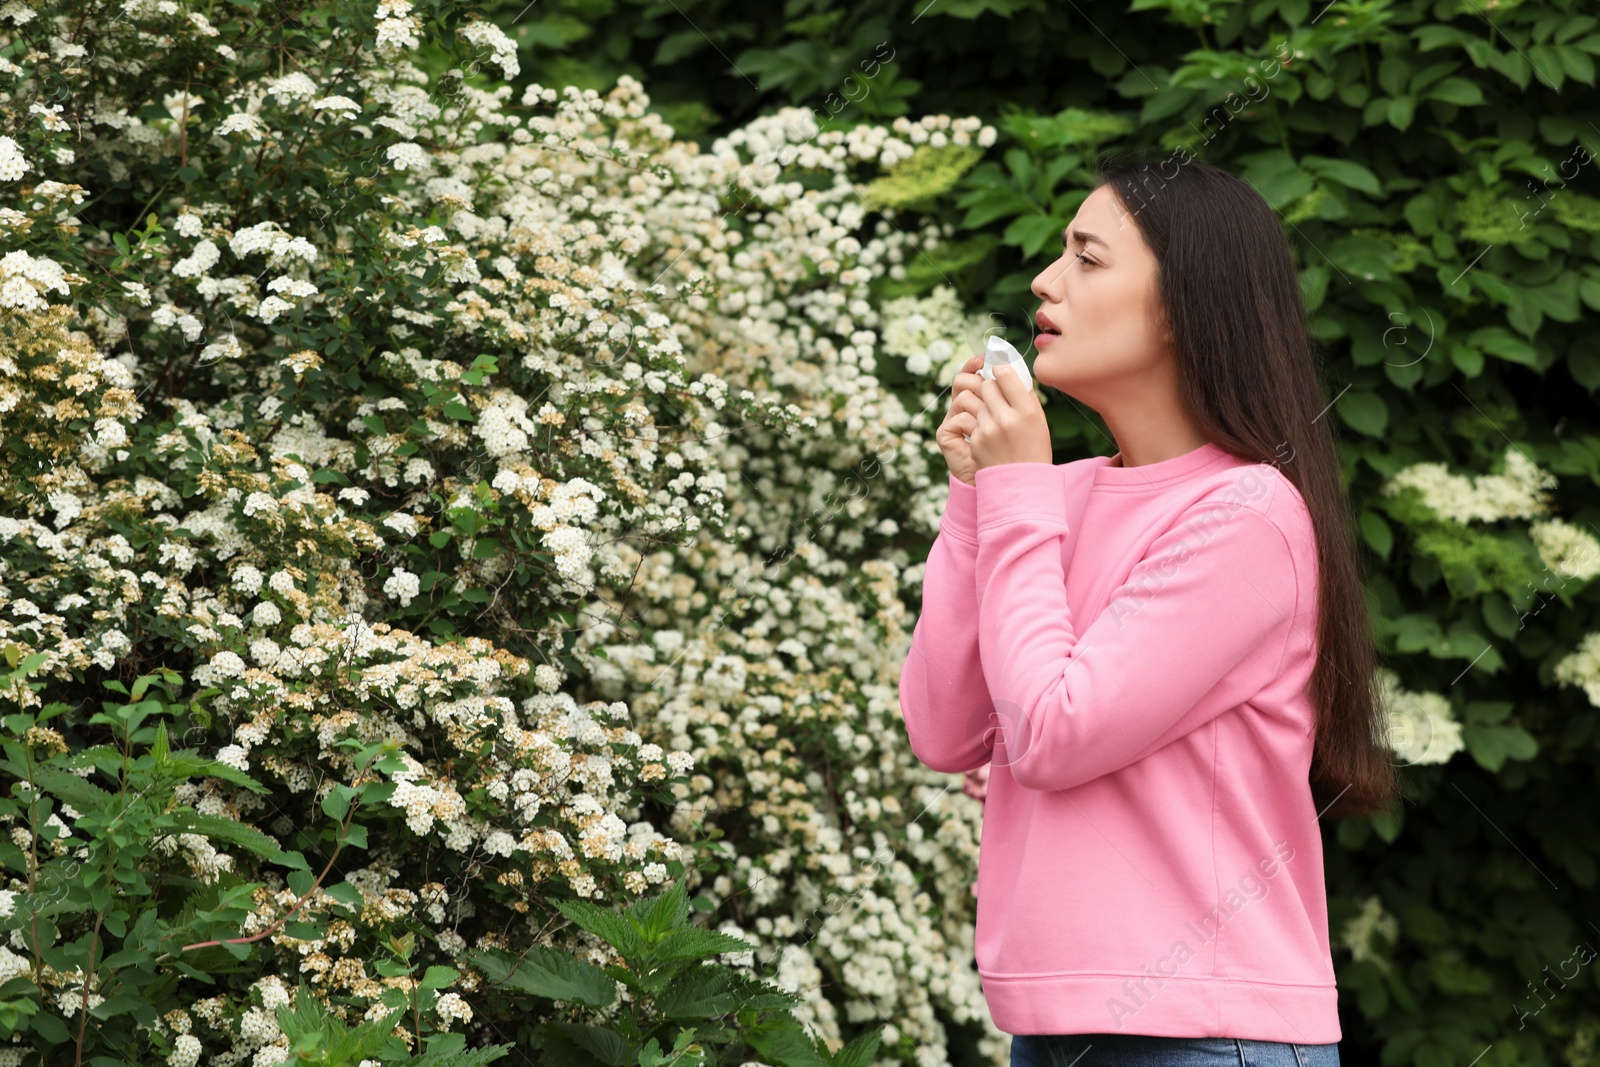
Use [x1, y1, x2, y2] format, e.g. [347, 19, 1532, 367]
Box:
[1152, 295, 1177, 350]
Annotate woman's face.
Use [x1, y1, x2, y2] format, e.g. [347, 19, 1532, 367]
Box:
[1028, 183, 1173, 399]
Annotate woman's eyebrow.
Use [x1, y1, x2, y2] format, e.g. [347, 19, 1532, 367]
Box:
[1063, 228, 1110, 250]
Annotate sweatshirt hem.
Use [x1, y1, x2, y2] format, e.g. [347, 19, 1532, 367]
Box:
[978, 970, 1340, 1043]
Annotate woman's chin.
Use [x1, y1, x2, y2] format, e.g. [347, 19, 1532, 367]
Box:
[1032, 346, 1067, 382]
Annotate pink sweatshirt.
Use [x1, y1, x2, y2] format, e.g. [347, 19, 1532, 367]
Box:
[898, 442, 1339, 1043]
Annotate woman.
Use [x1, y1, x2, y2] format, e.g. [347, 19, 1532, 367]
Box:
[897, 155, 1401, 1067]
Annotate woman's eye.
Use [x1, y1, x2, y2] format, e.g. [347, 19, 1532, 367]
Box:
[1073, 250, 1095, 268]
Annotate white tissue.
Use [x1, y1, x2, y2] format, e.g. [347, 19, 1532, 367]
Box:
[978, 335, 1033, 391]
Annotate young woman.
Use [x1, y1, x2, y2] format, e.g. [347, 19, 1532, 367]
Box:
[897, 155, 1401, 1067]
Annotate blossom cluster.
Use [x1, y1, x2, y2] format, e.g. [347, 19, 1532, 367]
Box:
[1375, 668, 1465, 766]
[878, 285, 996, 379]
[0, 3, 1010, 1064]
[1382, 448, 1600, 716]
[1381, 446, 1560, 524]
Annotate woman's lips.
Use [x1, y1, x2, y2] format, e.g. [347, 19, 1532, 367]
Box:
[1035, 311, 1061, 346]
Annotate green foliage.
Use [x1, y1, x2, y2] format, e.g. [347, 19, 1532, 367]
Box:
[3, 0, 1599, 1063]
[0, 649, 463, 1064]
[273, 980, 511, 1066]
[499, 0, 1600, 1063]
[463, 878, 883, 1067]
[862, 144, 984, 211]
[0, 660, 300, 1063]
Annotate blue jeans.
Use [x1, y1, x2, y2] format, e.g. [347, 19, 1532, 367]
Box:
[1009, 1034, 1341, 1067]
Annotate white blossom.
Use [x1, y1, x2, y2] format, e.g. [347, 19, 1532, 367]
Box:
[0, 135, 29, 180]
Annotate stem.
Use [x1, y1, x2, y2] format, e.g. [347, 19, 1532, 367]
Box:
[179, 73, 190, 171]
[151, 796, 361, 963]
[412, 965, 422, 1049]
[22, 746, 46, 996]
[74, 915, 103, 1067]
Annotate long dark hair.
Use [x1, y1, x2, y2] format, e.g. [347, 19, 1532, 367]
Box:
[1090, 152, 1401, 822]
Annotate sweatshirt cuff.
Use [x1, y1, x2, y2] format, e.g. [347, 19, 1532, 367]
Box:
[975, 462, 1068, 532]
[940, 471, 978, 544]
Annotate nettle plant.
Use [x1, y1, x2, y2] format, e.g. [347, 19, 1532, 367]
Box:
[0, 1, 1009, 1065]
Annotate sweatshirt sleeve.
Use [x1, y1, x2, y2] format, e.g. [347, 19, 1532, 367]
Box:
[897, 472, 997, 775]
[972, 461, 1299, 794]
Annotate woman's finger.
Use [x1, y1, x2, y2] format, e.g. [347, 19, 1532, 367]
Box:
[950, 391, 984, 418]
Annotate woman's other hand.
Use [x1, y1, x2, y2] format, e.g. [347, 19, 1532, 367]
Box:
[969, 362, 1052, 472]
[936, 354, 986, 487]
[962, 762, 991, 801]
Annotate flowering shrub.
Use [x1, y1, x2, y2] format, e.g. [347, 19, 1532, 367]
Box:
[516, 0, 1600, 1061]
[0, 1, 1016, 1064]
[1363, 446, 1600, 785]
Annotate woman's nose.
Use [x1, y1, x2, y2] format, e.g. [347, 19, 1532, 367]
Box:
[1032, 260, 1066, 302]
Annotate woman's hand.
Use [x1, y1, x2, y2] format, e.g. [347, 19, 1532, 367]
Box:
[967, 363, 1052, 472]
[935, 354, 986, 487]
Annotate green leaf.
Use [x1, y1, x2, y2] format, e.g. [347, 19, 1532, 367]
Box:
[1559, 46, 1596, 83]
[6, 763, 117, 814]
[1463, 723, 1537, 771]
[956, 186, 1036, 229]
[630, 877, 690, 941]
[161, 754, 271, 794]
[1337, 391, 1389, 436]
[552, 896, 649, 959]
[744, 1017, 833, 1067]
[287, 869, 314, 897]
[653, 964, 798, 1020]
[465, 947, 617, 1008]
[1425, 77, 1484, 105]
[832, 1028, 885, 1067]
[1480, 595, 1521, 640]
[653, 926, 760, 962]
[1238, 150, 1316, 208]
[420, 965, 459, 990]
[323, 883, 365, 911]
[536, 1021, 631, 1066]
[163, 808, 288, 862]
[321, 784, 354, 822]
[653, 30, 706, 66]
[31, 1008, 72, 1043]
[1387, 96, 1416, 130]
[1369, 805, 1404, 843]
[1430, 952, 1494, 994]
[1468, 326, 1539, 367]
[1359, 510, 1393, 559]
[1449, 341, 1485, 377]
[1302, 156, 1384, 196]
[1001, 214, 1068, 258]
